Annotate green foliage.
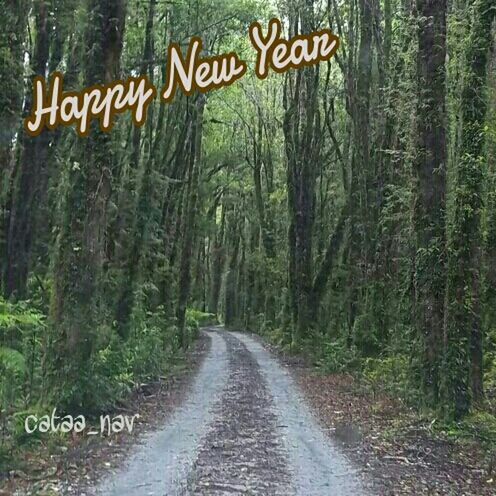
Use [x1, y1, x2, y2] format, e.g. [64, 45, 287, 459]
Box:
[362, 355, 412, 401]
[0, 298, 47, 471]
[185, 312, 200, 342]
[485, 325, 496, 389]
[459, 412, 496, 445]
[264, 325, 281, 344]
[441, 412, 496, 448]
[126, 321, 168, 382]
[0, 299, 44, 411]
[186, 308, 217, 327]
[352, 313, 380, 356]
[265, 326, 292, 351]
[0, 346, 26, 378]
[0, 347, 27, 425]
[0, 443, 11, 472]
[0, 298, 44, 328]
[12, 406, 49, 445]
[316, 339, 360, 374]
[56, 302, 190, 413]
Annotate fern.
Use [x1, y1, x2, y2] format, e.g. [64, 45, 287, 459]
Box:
[0, 298, 44, 329]
[0, 347, 27, 377]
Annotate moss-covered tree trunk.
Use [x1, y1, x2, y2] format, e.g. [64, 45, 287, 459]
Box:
[485, 30, 496, 346]
[413, 0, 448, 407]
[283, 1, 320, 345]
[114, 0, 156, 338]
[50, 0, 126, 408]
[443, 0, 495, 420]
[176, 94, 205, 348]
[347, 0, 373, 348]
[225, 211, 241, 329]
[209, 202, 226, 315]
[0, 0, 29, 295]
[4, 0, 51, 299]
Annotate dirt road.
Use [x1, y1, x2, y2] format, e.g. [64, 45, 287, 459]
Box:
[94, 328, 368, 495]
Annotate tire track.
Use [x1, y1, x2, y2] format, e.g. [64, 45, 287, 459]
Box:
[94, 330, 228, 496]
[184, 333, 292, 495]
[233, 331, 368, 496]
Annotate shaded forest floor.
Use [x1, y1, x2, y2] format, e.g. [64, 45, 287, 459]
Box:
[0, 334, 211, 496]
[261, 339, 496, 495]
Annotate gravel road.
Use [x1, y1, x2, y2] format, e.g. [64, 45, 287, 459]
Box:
[94, 327, 368, 495]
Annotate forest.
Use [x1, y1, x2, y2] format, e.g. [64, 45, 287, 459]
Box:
[0, 0, 496, 486]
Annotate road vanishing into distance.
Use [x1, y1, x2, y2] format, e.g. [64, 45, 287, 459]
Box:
[94, 327, 368, 495]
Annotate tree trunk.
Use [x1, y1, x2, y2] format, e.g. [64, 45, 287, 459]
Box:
[209, 203, 226, 315]
[225, 213, 241, 328]
[4, 0, 51, 299]
[114, 0, 156, 337]
[50, 0, 126, 408]
[347, 0, 374, 343]
[413, 0, 448, 407]
[283, 1, 321, 345]
[485, 30, 496, 355]
[176, 94, 205, 348]
[0, 0, 29, 295]
[444, 0, 495, 419]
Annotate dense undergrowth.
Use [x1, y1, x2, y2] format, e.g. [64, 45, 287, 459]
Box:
[0, 296, 215, 472]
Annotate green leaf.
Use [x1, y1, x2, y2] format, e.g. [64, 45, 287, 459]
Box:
[0, 346, 27, 376]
